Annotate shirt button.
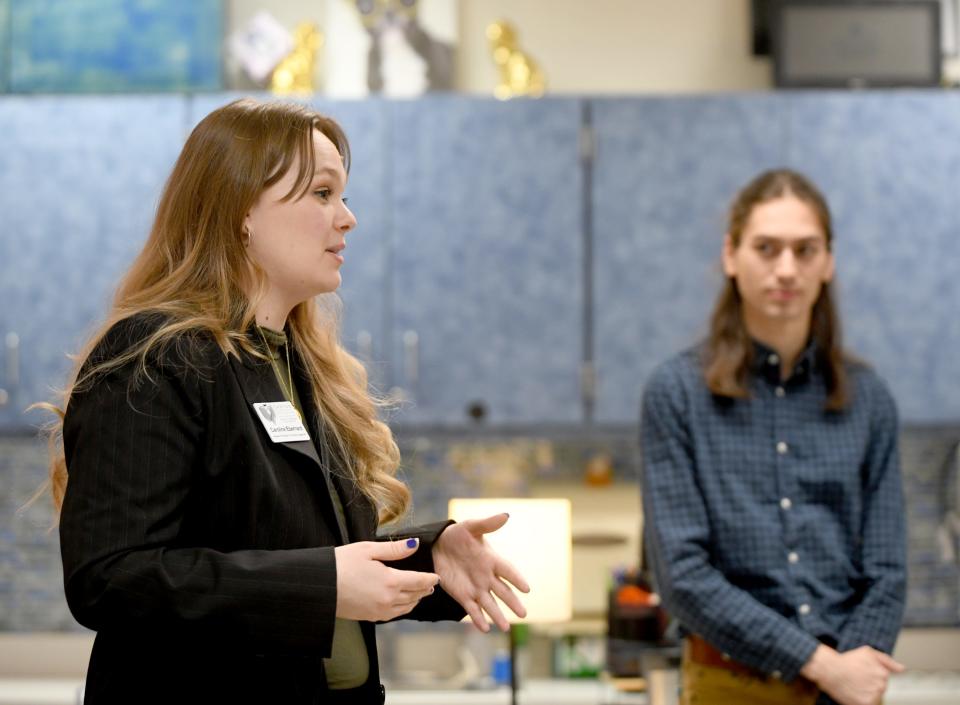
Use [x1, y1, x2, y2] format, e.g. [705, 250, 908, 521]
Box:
[721, 652, 731, 662]
[780, 497, 792, 510]
[798, 603, 811, 616]
[775, 386, 786, 398]
[776, 441, 789, 455]
[788, 551, 799, 564]
[771, 670, 782, 680]
[768, 353, 780, 365]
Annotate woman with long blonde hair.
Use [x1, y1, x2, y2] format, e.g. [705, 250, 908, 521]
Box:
[49, 98, 528, 705]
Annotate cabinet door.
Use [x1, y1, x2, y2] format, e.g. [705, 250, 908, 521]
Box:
[388, 98, 584, 425]
[592, 96, 786, 423]
[785, 92, 960, 422]
[188, 95, 390, 388]
[312, 98, 390, 388]
[0, 96, 186, 430]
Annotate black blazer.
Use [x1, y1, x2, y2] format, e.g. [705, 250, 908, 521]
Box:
[59, 315, 464, 704]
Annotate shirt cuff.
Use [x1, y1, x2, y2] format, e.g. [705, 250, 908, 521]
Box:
[756, 630, 821, 683]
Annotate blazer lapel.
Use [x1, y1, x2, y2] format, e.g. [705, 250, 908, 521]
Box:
[229, 350, 348, 544]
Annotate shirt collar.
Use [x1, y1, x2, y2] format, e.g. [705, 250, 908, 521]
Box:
[751, 338, 818, 384]
[249, 323, 289, 362]
[256, 324, 288, 349]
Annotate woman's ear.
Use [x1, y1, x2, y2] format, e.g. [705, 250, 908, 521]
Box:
[721, 234, 737, 278]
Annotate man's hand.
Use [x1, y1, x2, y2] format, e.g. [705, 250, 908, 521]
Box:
[801, 644, 905, 705]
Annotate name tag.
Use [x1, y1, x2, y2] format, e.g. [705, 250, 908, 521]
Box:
[253, 401, 311, 442]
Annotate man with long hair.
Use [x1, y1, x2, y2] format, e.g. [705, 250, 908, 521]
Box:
[641, 169, 906, 705]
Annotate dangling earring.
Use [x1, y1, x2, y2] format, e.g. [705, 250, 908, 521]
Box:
[243, 225, 253, 247]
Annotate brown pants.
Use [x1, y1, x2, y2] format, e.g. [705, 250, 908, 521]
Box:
[681, 638, 819, 705]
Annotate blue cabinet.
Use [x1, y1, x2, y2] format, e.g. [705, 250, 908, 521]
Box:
[590, 96, 787, 423]
[387, 98, 584, 424]
[315, 98, 391, 390]
[591, 92, 960, 424]
[783, 92, 960, 423]
[3, 93, 958, 430]
[0, 96, 185, 430]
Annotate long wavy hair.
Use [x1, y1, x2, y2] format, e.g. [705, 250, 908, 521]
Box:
[703, 168, 849, 410]
[40, 98, 409, 523]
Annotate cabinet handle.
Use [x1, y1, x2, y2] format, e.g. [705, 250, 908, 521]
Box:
[402, 330, 419, 399]
[5, 332, 18, 387]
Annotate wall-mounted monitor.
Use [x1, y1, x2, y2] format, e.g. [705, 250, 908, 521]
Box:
[773, 0, 941, 88]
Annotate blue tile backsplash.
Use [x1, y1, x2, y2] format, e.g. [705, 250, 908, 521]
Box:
[2, 425, 957, 630]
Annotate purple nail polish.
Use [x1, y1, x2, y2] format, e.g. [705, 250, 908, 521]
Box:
[406, 537, 418, 549]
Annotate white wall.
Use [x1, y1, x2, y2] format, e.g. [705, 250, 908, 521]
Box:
[458, 0, 772, 94]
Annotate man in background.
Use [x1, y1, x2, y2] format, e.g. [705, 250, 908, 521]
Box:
[641, 169, 906, 705]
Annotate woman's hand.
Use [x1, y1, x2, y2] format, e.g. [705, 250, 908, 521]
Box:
[334, 539, 440, 621]
[432, 513, 531, 632]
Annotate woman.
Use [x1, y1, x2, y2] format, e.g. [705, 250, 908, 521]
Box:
[46, 98, 528, 704]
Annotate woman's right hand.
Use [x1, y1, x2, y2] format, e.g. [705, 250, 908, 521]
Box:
[334, 538, 440, 621]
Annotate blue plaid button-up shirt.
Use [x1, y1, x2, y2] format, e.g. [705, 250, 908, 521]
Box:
[641, 341, 906, 683]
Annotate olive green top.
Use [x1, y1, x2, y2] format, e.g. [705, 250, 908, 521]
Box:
[257, 325, 369, 690]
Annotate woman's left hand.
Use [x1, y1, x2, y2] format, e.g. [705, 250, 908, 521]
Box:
[432, 513, 530, 632]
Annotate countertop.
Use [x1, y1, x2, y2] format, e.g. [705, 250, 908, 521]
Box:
[4, 674, 960, 705]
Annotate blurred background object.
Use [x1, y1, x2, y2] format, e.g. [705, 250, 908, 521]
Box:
[486, 19, 545, 99]
[324, 0, 455, 97]
[771, 0, 942, 88]
[605, 567, 675, 681]
[6, 0, 222, 93]
[270, 22, 323, 94]
[938, 442, 960, 568]
[229, 10, 294, 85]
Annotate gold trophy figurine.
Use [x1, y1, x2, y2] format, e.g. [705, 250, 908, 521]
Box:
[271, 22, 324, 95]
[486, 20, 545, 100]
